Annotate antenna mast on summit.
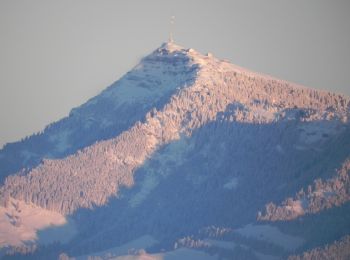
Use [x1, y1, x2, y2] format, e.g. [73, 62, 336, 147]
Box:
[169, 16, 175, 43]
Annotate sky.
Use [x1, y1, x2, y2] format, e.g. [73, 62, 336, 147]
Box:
[0, 0, 349, 147]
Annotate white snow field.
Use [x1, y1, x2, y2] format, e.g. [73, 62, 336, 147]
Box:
[0, 198, 76, 248]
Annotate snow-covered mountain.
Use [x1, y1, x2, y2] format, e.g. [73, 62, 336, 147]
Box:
[0, 42, 349, 260]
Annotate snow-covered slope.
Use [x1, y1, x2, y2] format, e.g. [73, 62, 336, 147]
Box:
[0, 42, 198, 182]
[2, 42, 348, 214]
[0, 198, 75, 248]
[0, 42, 349, 259]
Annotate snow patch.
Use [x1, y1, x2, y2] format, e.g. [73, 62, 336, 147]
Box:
[20, 150, 37, 163]
[204, 239, 280, 260]
[204, 239, 236, 250]
[0, 198, 76, 248]
[101, 118, 114, 128]
[76, 235, 158, 260]
[48, 129, 72, 153]
[236, 224, 304, 251]
[223, 178, 238, 190]
[129, 172, 159, 208]
[129, 138, 192, 207]
[275, 145, 284, 154]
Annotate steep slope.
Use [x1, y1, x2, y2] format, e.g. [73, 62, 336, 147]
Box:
[0, 42, 350, 259]
[0, 42, 197, 182]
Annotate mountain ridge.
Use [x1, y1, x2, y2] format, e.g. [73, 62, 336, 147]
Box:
[2, 42, 349, 215]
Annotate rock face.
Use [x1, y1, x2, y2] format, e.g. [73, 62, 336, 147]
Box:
[0, 42, 349, 259]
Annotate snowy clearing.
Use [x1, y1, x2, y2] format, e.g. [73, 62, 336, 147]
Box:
[0, 198, 76, 248]
[76, 235, 158, 260]
[236, 224, 304, 251]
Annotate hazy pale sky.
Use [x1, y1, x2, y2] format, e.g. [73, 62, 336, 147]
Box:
[0, 0, 349, 147]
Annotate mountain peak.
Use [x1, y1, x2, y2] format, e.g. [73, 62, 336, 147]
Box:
[159, 41, 185, 52]
[152, 41, 205, 62]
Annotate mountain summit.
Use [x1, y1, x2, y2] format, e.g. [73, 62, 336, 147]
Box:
[0, 43, 349, 260]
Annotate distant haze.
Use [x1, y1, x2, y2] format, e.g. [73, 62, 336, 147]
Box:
[0, 0, 349, 147]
